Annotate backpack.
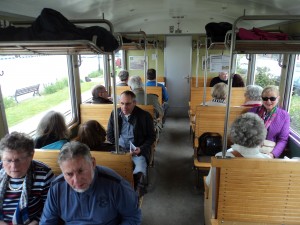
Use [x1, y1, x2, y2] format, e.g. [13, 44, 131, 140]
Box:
[205, 22, 232, 42]
[197, 132, 222, 157]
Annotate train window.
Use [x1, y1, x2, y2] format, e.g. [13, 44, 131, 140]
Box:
[0, 55, 72, 135]
[78, 55, 105, 102]
[254, 54, 281, 88]
[289, 59, 300, 135]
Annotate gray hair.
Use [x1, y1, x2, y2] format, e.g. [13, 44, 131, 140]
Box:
[211, 83, 227, 100]
[36, 111, 69, 140]
[244, 85, 263, 101]
[58, 141, 92, 165]
[118, 70, 129, 81]
[230, 112, 266, 148]
[0, 132, 34, 157]
[128, 76, 143, 90]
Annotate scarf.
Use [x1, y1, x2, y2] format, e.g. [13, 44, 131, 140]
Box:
[0, 162, 33, 225]
[257, 105, 277, 130]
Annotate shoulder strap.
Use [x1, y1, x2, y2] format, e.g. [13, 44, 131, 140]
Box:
[230, 150, 244, 157]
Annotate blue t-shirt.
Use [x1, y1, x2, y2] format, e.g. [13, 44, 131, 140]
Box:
[146, 81, 169, 102]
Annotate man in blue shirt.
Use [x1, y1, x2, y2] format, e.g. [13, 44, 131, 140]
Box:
[146, 68, 169, 124]
[40, 141, 141, 225]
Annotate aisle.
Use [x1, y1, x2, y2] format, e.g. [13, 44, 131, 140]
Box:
[141, 117, 204, 225]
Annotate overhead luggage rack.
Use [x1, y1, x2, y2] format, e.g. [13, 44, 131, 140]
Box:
[0, 40, 106, 55]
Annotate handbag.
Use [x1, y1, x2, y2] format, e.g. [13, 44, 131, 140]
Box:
[259, 140, 276, 154]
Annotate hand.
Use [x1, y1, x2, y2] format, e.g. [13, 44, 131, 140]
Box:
[267, 152, 274, 158]
[0, 221, 9, 225]
[132, 147, 141, 156]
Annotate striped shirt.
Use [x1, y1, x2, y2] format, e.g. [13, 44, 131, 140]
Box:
[2, 160, 55, 224]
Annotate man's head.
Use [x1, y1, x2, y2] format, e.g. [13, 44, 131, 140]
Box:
[128, 76, 143, 91]
[218, 72, 228, 81]
[58, 141, 96, 193]
[119, 90, 136, 115]
[92, 85, 109, 99]
[118, 70, 129, 82]
[147, 68, 156, 80]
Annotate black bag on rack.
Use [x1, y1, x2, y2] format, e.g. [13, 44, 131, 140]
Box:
[205, 22, 232, 42]
[197, 132, 222, 157]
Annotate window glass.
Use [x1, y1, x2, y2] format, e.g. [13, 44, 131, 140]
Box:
[289, 57, 300, 135]
[235, 54, 248, 84]
[0, 55, 72, 135]
[254, 54, 281, 88]
[78, 55, 105, 102]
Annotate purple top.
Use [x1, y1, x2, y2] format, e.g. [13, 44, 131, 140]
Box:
[249, 107, 290, 158]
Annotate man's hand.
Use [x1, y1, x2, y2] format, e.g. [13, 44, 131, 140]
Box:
[132, 147, 141, 156]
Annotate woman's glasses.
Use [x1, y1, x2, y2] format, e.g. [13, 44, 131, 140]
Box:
[262, 96, 277, 101]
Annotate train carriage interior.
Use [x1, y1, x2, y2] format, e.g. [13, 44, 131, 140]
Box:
[0, 0, 300, 225]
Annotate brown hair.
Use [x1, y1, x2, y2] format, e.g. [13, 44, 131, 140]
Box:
[77, 120, 106, 149]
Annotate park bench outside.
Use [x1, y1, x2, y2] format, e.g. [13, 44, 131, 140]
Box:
[14, 84, 40, 103]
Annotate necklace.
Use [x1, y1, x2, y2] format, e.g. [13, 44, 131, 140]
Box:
[8, 180, 24, 191]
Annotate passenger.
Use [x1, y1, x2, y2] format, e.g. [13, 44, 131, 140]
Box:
[203, 83, 227, 106]
[0, 132, 55, 225]
[210, 72, 245, 87]
[209, 71, 228, 87]
[146, 68, 169, 124]
[34, 111, 69, 149]
[40, 141, 141, 225]
[77, 120, 115, 151]
[249, 85, 290, 158]
[242, 85, 263, 107]
[205, 112, 271, 186]
[231, 74, 245, 87]
[128, 75, 164, 120]
[91, 84, 113, 104]
[117, 70, 129, 86]
[107, 90, 156, 195]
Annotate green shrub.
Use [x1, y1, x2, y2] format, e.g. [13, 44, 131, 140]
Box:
[43, 78, 69, 95]
[3, 96, 16, 109]
[255, 67, 277, 87]
[88, 70, 103, 78]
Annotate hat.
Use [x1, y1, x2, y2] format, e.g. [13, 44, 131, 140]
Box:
[118, 70, 129, 81]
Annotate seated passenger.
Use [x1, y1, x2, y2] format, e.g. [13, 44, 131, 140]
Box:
[242, 84, 263, 107]
[40, 141, 141, 225]
[34, 111, 69, 149]
[128, 75, 164, 120]
[206, 112, 271, 186]
[91, 85, 113, 104]
[210, 72, 245, 87]
[249, 85, 290, 158]
[0, 132, 55, 225]
[77, 120, 115, 151]
[146, 68, 169, 124]
[203, 83, 227, 106]
[117, 70, 129, 86]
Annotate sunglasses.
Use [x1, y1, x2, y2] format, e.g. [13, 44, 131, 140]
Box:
[262, 96, 277, 101]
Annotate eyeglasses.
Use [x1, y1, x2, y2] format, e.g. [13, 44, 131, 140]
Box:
[262, 96, 277, 101]
[2, 156, 29, 165]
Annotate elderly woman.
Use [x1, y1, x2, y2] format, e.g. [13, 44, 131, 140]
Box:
[77, 120, 115, 151]
[0, 132, 54, 225]
[249, 85, 290, 158]
[242, 85, 263, 107]
[205, 112, 271, 185]
[34, 111, 69, 149]
[204, 82, 227, 106]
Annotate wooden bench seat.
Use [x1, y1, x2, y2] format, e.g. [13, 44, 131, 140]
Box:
[33, 149, 134, 186]
[205, 157, 300, 225]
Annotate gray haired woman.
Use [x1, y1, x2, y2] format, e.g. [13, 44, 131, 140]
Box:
[205, 112, 271, 185]
[242, 85, 263, 107]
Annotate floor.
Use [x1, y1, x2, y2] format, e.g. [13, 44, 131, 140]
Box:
[141, 117, 205, 225]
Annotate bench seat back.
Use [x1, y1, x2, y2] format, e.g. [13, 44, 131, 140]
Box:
[33, 149, 134, 186]
[205, 157, 300, 225]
